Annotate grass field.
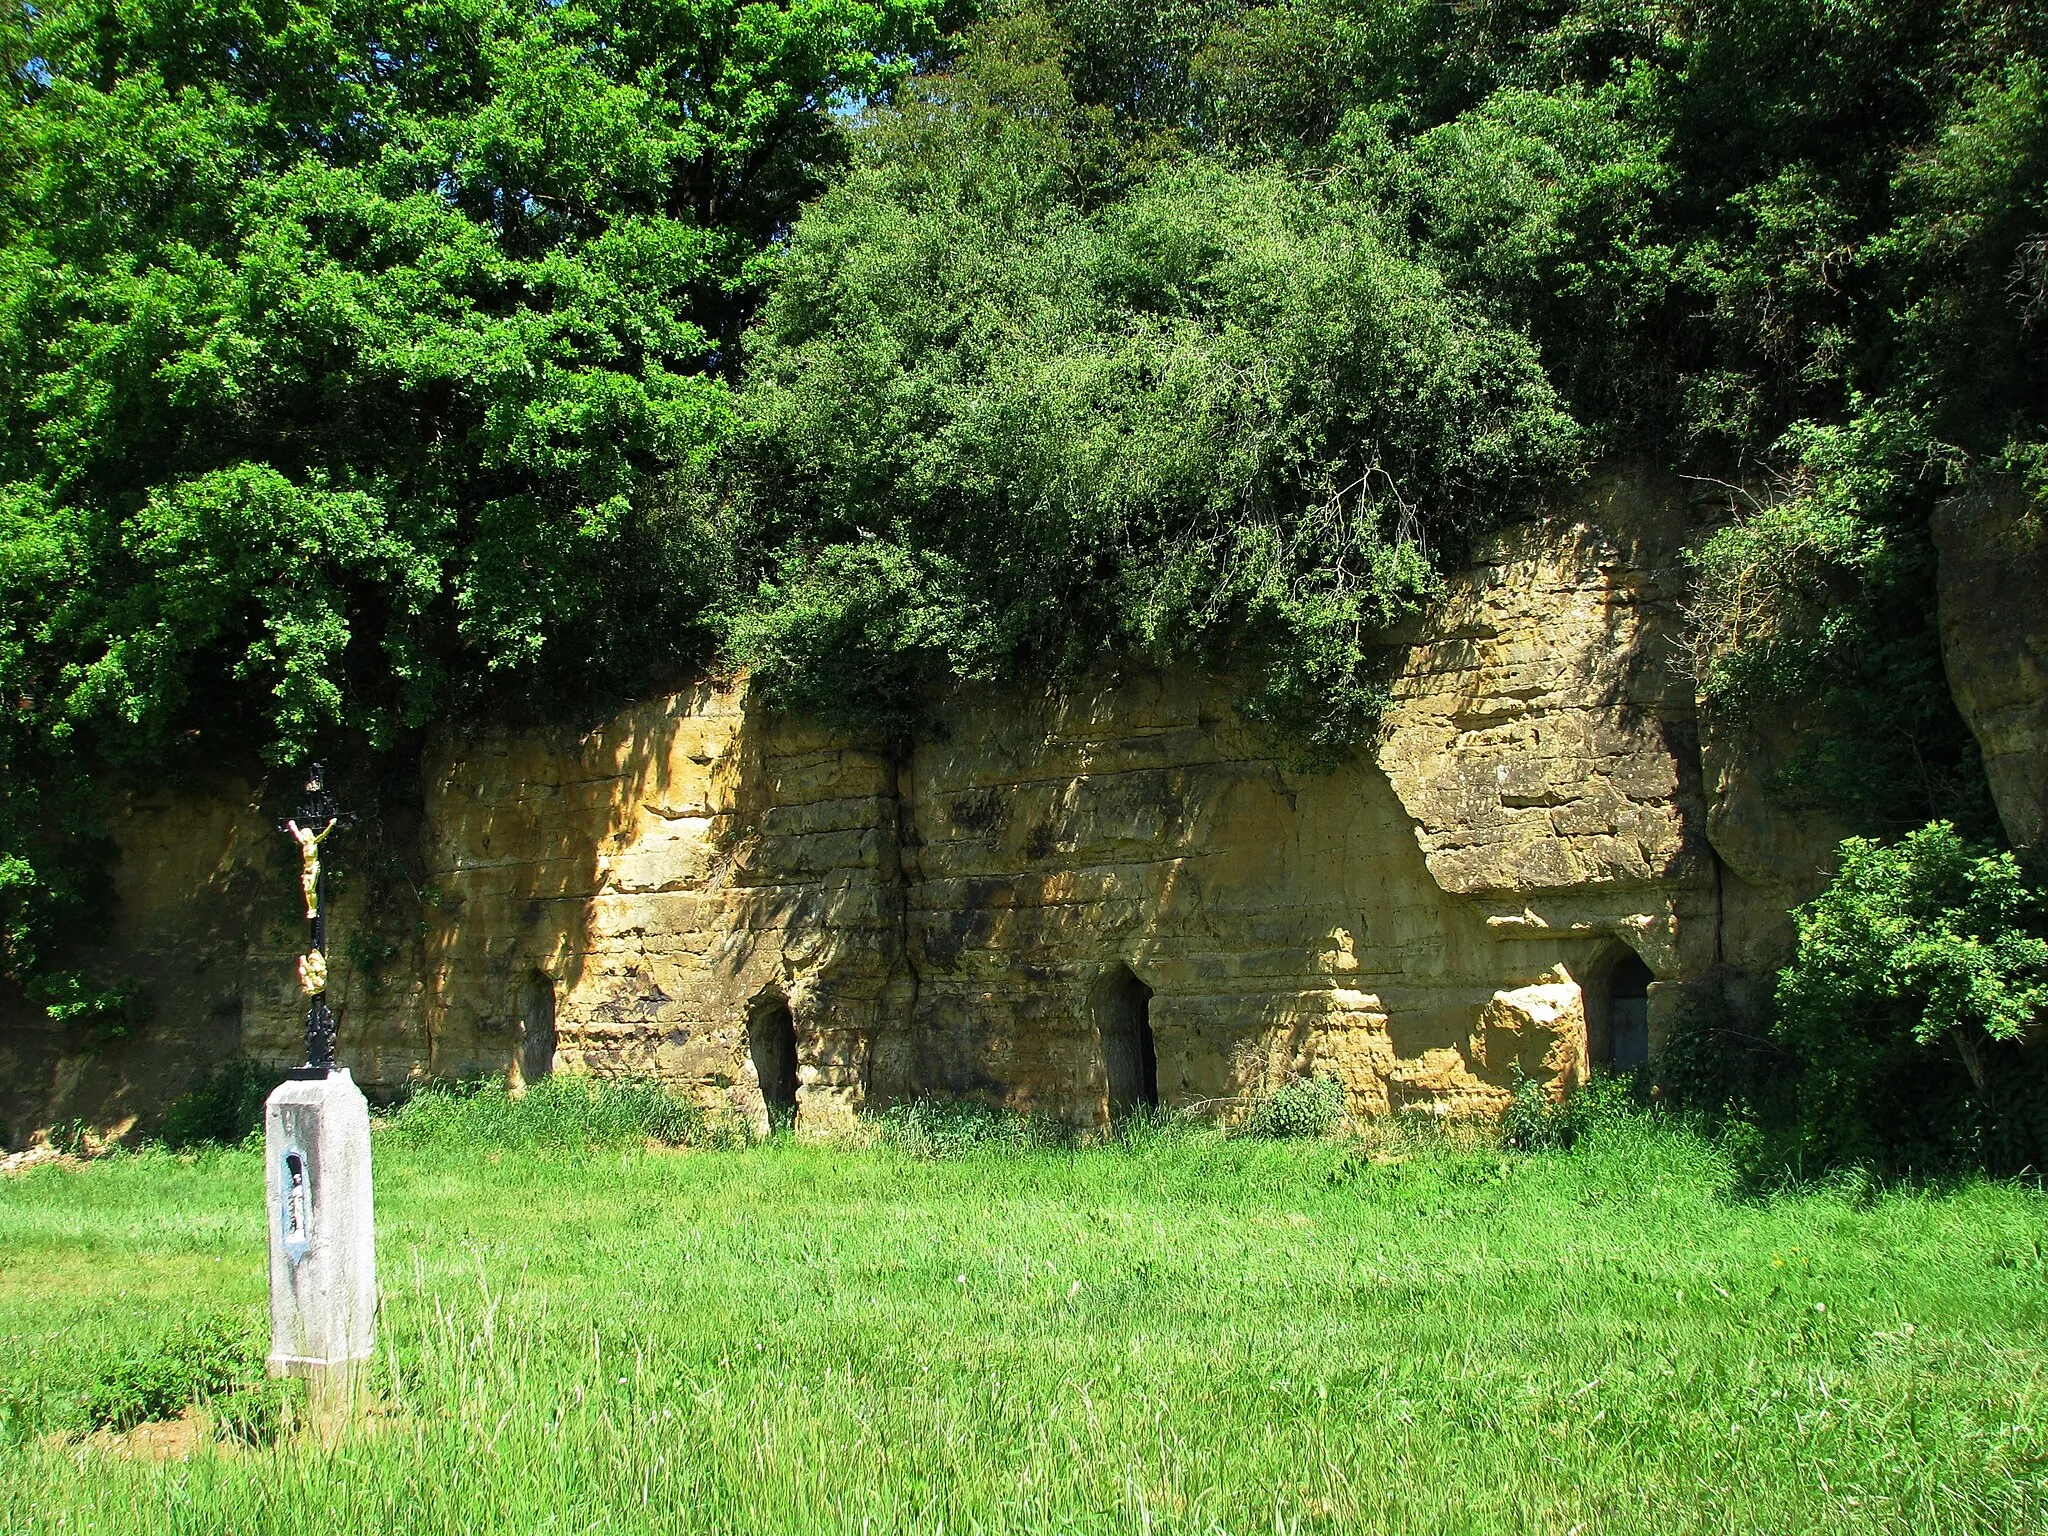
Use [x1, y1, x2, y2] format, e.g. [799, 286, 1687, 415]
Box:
[2, 1087, 2046, 1535]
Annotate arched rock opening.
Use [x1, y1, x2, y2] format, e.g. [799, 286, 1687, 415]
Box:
[748, 989, 800, 1131]
[517, 971, 557, 1086]
[1585, 945, 1654, 1071]
[1094, 965, 1157, 1122]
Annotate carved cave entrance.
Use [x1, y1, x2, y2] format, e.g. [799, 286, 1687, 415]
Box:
[1096, 965, 1158, 1121]
[1596, 952, 1653, 1071]
[749, 991, 800, 1130]
[518, 972, 557, 1085]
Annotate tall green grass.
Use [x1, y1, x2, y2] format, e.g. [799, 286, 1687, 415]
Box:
[2, 1085, 2045, 1534]
[377, 1076, 729, 1153]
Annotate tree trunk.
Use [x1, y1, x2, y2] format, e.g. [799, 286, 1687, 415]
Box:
[1951, 1025, 1990, 1096]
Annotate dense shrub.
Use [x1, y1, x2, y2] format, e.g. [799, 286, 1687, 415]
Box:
[1501, 1069, 1577, 1153]
[1501, 1070, 1643, 1153]
[158, 1061, 284, 1150]
[1243, 1073, 1347, 1139]
[689, 0, 2048, 825]
[1668, 823, 2048, 1179]
[1655, 976, 1791, 1136]
[0, 1312, 261, 1442]
[705, 17, 1581, 758]
[1682, 414, 2000, 836]
[77, 1316, 252, 1434]
[1771, 822, 2048, 1173]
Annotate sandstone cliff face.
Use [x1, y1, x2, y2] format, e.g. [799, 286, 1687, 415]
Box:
[0, 784, 429, 1147]
[1936, 487, 2048, 861]
[3, 470, 1846, 1143]
[418, 683, 902, 1127]
[395, 469, 1719, 1133]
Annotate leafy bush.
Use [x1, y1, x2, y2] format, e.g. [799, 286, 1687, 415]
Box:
[159, 1061, 284, 1150]
[707, 24, 1583, 757]
[1772, 821, 2048, 1173]
[78, 1316, 252, 1434]
[380, 1077, 713, 1153]
[1682, 413, 1996, 835]
[1501, 1069, 1643, 1153]
[1243, 1073, 1347, 1139]
[1656, 974, 1790, 1136]
[9, 1311, 292, 1446]
[1500, 1068, 1577, 1153]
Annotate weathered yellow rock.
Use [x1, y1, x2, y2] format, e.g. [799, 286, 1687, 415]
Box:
[1469, 972, 1589, 1101]
[1385, 1048, 1504, 1119]
[1935, 486, 2048, 859]
[4, 471, 1823, 1143]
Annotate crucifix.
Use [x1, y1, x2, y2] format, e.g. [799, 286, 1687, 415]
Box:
[265, 763, 375, 1442]
[279, 763, 354, 1072]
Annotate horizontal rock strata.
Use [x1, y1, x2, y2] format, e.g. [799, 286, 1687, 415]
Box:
[4, 468, 1837, 1141]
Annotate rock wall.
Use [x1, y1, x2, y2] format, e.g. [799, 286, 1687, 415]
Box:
[1936, 486, 2048, 861]
[0, 783, 429, 1147]
[393, 467, 1723, 1134]
[418, 683, 903, 1126]
[2, 467, 1878, 1144]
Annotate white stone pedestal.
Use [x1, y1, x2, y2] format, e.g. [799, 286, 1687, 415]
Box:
[265, 1069, 376, 1439]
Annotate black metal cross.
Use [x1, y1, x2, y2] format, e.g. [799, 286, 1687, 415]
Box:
[280, 764, 356, 1073]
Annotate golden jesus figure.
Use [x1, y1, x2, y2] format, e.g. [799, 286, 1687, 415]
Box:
[286, 818, 337, 919]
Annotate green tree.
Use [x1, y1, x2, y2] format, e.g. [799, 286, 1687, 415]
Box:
[1775, 823, 2048, 1172]
[709, 14, 1583, 755]
[708, 0, 2041, 820]
[0, 0, 938, 1014]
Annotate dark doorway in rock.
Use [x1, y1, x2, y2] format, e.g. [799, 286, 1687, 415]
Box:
[517, 972, 556, 1085]
[1605, 953, 1653, 1071]
[1097, 965, 1157, 1121]
[748, 991, 799, 1130]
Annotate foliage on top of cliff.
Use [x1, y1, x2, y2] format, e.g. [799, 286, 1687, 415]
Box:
[0, 0, 939, 1008]
[700, 0, 2044, 824]
[707, 17, 1581, 747]
[3, 0, 2046, 1008]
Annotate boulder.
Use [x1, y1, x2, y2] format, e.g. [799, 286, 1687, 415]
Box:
[1468, 971, 1588, 1101]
